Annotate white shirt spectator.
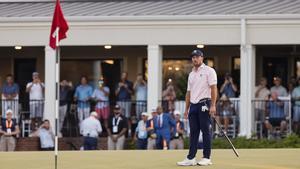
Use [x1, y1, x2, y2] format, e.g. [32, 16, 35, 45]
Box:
[254, 85, 270, 109]
[80, 116, 102, 138]
[26, 82, 44, 100]
[38, 128, 54, 148]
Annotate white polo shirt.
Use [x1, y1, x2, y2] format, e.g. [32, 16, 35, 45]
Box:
[26, 82, 44, 100]
[187, 64, 217, 104]
[80, 116, 102, 138]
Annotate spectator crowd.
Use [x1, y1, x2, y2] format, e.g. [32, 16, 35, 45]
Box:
[0, 70, 300, 151]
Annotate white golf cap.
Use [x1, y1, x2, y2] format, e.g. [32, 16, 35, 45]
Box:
[6, 109, 13, 114]
[141, 112, 148, 116]
[174, 110, 181, 116]
[32, 72, 39, 76]
[90, 111, 98, 117]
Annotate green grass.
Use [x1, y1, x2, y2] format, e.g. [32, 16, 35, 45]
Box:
[0, 149, 299, 169]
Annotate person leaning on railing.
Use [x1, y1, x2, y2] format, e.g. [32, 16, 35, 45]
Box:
[0, 109, 20, 152]
[74, 76, 93, 125]
[1, 74, 19, 120]
[265, 92, 287, 138]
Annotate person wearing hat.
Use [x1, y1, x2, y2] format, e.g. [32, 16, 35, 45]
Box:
[107, 104, 128, 150]
[177, 49, 217, 166]
[0, 109, 20, 151]
[134, 112, 148, 150]
[79, 111, 102, 150]
[170, 110, 185, 150]
[146, 108, 157, 150]
[26, 72, 45, 130]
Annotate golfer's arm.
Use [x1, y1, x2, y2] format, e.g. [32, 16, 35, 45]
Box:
[185, 91, 191, 112]
[210, 85, 217, 106]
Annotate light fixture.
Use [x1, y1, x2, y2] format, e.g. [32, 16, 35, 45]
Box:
[104, 45, 112, 49]
[175, 67, 180, 71]
[104, 60, 114, 64]
[15, 45, 22, 50]
[168, 78, 172, 82]
[168, 66, 173, 70]
[196, 44, 205, 48]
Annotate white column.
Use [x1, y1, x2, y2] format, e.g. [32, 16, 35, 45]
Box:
[240, 45, 256, 138]
[147, 45, 163, 113]
[44, 46, 56, 128]
[239, 18, 256, 138]
[93, 60, 102, 86]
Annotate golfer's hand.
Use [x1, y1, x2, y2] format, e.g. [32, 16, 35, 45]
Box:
[209, 105, 216, 117]
[184, 110, 188, 119]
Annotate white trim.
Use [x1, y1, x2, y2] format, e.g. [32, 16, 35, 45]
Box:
[2, 14, 300, 22]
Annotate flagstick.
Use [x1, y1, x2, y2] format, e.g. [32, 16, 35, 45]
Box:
[55, 27, 60, 169]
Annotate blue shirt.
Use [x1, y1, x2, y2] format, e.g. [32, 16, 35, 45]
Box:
[267, 101, 285, 118]
[38, 128, 54, 148]
[222, 83, 236, 98]
[74, 85, 93, 108]
[116, 80, 133, 100]
[135, 120, 148, 139]
[135, 84, 147, 101]
[2, 83, 19, 95]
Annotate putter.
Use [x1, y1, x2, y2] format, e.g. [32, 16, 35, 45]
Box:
[213, 117, 239, 157]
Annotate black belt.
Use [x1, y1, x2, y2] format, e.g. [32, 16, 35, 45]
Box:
[191, 98, 211, 104]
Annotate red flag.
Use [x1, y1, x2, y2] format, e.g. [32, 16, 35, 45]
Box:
[49, 0, 69, 49]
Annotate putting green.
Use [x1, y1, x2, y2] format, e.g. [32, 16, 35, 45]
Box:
[0, 149, 299, 169]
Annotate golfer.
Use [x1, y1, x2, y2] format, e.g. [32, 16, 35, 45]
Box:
[177, 49, 217, 166]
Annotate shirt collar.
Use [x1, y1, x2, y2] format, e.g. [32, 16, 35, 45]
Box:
[193, 63, 205, 72]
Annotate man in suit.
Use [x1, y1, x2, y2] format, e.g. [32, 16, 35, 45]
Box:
[153, 106, 176, 150]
